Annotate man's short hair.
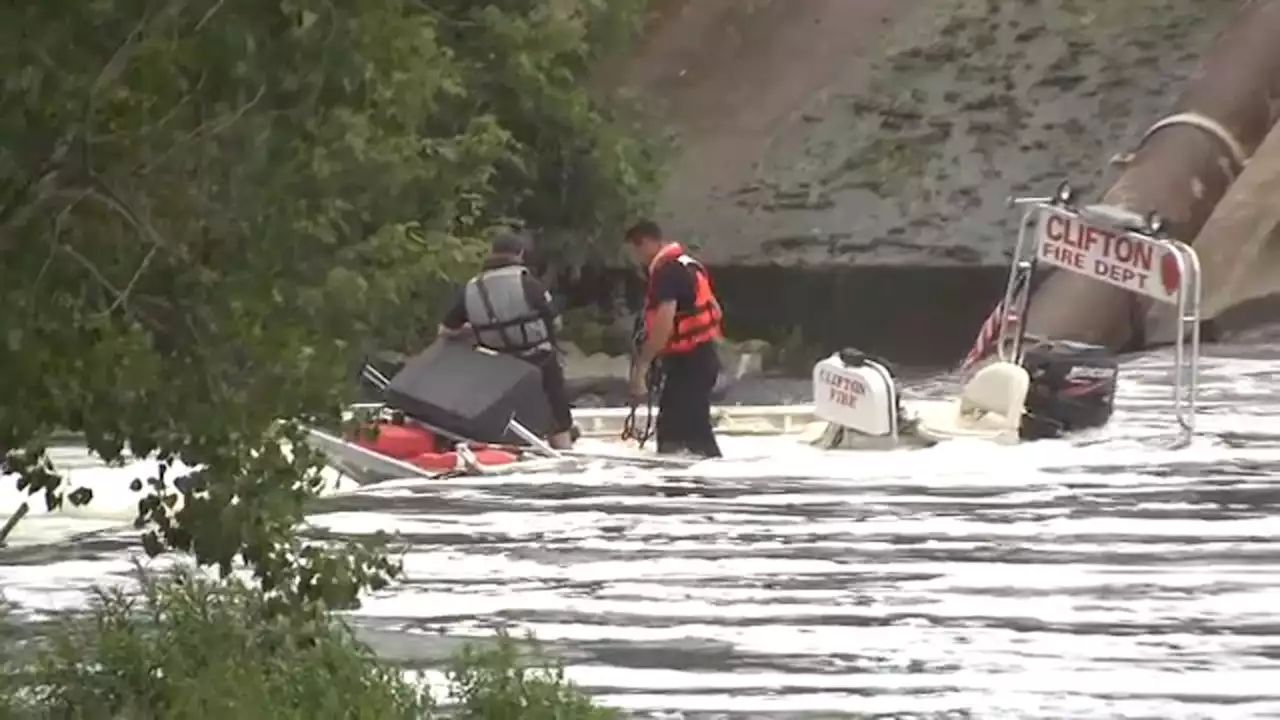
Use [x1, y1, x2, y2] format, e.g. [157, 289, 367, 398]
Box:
[624, 220, 662, 245]
[490, 230, 529, 256]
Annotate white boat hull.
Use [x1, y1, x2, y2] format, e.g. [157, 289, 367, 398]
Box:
[307, 354, 1038, 483]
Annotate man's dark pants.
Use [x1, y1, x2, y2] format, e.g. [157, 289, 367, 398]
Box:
[524, 349, 573, 436]
[655, 341, 722, 458]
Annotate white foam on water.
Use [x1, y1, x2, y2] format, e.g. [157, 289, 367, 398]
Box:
[0, 457, 172, 547]
[5, 346, 1280, 717]
[1, 448, 356, 547]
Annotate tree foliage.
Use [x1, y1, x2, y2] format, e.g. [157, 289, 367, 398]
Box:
[1, 570, 615, 719]
[424, 0, 665, 267]
[0, 0, 662, 607]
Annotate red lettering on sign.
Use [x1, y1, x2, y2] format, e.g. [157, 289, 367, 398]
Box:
[1044, 213, 1154, 271]
[1040, 241, 1085, 269]
[1044, 213, 1067, 244]
[1092, 259, 1147, 291]
[828, 386, 860, 407]
[818, 369, 867, 408]
[1039, 210, 1173, 297]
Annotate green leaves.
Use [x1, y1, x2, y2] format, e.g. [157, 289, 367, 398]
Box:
[449, 630, 619, 720]
[0, 5, 662, 715]
[4, 567, 435, 719]
[1, 570, 619, 719]
[417, 1, 669, 270]
[0, 0, 470, 605]
[0, 0, 662, 613]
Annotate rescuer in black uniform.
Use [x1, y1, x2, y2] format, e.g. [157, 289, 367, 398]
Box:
[439, 231, 573, 449]
[624, 220, 723, 459]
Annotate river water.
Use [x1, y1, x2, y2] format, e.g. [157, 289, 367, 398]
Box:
[3, 339, 1280, 719]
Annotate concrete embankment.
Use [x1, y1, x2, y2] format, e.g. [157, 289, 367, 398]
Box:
[603, 0, 1280, 356]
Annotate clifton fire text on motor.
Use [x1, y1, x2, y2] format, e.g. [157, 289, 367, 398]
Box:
[817, 368, 866, 408]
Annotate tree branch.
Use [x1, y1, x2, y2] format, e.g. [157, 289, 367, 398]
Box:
[194, 0, 226, 30]
[38, 178, 167, 317]
[81, 1, 179, 176]
[207, 84, 268, 136]
[0, 502, 30, 547]
[30, 242, 59, 291]
[56, 236, 159, 319]
[121, 70, 208, 143]
[0, 142, 77, 241]
[1, 0, 191, 249]
[58, 242, 123, 303]
[87, 180, 171, 313]
[107, 245, 160, 316]
[84, 183, 152, 241]
[90, 10, 153, 97]
[135, 83, 267, 175]
[31, 190, 93, 302]
[90, 0, 195, 95]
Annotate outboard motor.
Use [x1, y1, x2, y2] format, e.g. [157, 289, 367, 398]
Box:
[837, 348, 909, 427]
[811, 348, 915, 450]
[1018, 340, 1119, 440]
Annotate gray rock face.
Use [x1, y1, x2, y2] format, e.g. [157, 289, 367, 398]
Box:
[627, 0, 1238, 266]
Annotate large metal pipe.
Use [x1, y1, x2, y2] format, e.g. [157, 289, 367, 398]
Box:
[1022, 0, 1280, 352]
[1145, 119, 1280, 342]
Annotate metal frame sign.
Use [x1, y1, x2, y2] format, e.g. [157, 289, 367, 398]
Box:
[995, 189, 1203, 447]
[1036, 207, 1185, 302]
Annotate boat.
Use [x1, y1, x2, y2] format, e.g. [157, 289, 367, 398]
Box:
[308, 183, 1206, 483]
[807, 185, 1202, 451]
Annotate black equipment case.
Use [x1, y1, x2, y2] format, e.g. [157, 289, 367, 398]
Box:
[384, 340, 552, 444]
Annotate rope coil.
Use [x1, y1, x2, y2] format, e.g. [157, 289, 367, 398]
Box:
[620, 318, 662, 448]
[621, 362, 663, 448]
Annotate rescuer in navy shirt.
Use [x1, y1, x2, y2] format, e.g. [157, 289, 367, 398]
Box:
[624, 220, 723, 458]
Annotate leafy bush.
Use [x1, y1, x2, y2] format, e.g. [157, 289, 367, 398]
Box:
[424, 0, 667, 266]
[4, 572, 431, 719]
[0, 0, 663, 621]
[0, 570, 614, 720]
[449, 633, 617, 720]
[0, 2, 656, 716]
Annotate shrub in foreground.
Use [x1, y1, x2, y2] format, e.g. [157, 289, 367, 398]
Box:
[0, 571, 614, 720]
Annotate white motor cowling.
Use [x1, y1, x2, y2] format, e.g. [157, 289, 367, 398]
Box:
[812, 350, 899, 437]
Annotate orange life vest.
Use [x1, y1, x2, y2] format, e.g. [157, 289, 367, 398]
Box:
[643, 242, 723, 355]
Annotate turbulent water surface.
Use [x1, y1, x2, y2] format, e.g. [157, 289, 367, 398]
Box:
[4, 338, 1280, 719]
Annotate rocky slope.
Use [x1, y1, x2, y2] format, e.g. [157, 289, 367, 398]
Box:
[620, 0, 1242, 266]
